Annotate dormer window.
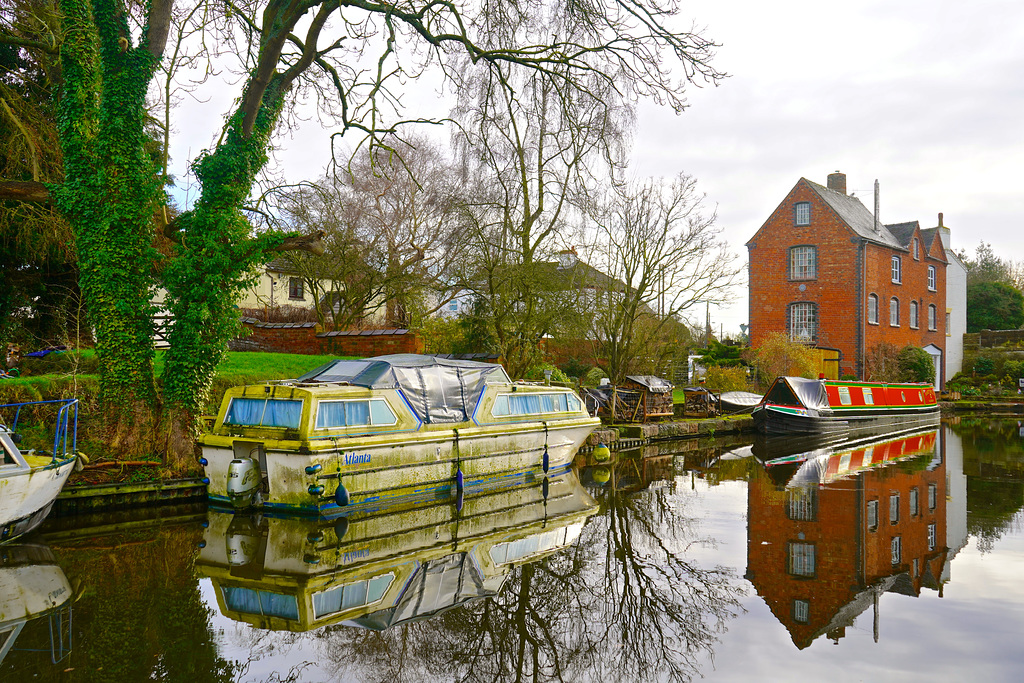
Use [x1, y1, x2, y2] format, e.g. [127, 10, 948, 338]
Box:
[795, 202, 811, 226]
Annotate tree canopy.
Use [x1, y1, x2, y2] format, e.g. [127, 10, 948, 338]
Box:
[967, 281, 1024, 333]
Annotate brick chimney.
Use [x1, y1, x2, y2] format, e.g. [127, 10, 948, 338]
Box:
[827, 171, 847, 195]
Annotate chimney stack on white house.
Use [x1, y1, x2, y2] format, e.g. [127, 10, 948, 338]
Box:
[827, 171, 847, 195]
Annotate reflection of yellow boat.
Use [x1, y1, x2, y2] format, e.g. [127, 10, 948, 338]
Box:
[0, 544, 73, 666]
[196, 472, 598, 632]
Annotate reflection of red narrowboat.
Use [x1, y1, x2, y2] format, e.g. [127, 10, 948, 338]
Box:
[752, 376, 939, 436]
[781, 430, 939, 486]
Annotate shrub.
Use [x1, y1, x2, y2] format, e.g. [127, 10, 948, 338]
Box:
[896, 346, 936, 384]
[559, 357, 594, 380]
[522, 363, 570, 383]
[743, 332, 818, 387]
[703, 366, 748, 393]
[974, 356, 995, 375]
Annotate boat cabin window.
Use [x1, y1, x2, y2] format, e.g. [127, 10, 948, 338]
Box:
[221, 586, 299, 620]
[837, 386, 851, 405]
[224, 398, 303, 429]
[312, 574, 394, 619]
[490, 523, 584, 565]
[315, 399, 397, 429]
[492, 392, 582, 417]
[862, 388, 874, 405]
[763, 381, 801, 407]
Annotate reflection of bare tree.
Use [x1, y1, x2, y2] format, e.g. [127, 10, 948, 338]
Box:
[314, 484, 743, 682]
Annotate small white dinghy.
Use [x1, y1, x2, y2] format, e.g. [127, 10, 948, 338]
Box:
[1, 399, 79, 544]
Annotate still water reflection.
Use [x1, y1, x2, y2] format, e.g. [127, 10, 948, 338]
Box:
[3, 419, 1024, 681]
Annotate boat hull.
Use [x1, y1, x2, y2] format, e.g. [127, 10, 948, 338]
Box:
[203, 418, 598, 517]
[752, 403, 939, 437]
[1, 457, 76, 544]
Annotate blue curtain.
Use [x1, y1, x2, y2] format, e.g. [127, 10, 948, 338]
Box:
[316, 402, 348, 429]
[345, 401, 370, 426]
[261, 400, 302, 428]
[226, 399, 301, 428]
[226, 398, 266, 426]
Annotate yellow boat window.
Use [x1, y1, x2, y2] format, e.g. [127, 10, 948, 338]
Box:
[315, 399, 397, 429]
[225, 398, 302, 428]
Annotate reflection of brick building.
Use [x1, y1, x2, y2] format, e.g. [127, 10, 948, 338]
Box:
[746, 172, 948, 384]
[745, 430, 947, 649]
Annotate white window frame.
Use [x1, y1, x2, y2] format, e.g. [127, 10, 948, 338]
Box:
[789, 246, 817, 280]
[912, 237, 920, 260]
[891, 536, 902, 565]
[890, 298, 900, 327]
[867, 499, 878, 530]
[789, 302, 817, 343]
[795, 202, 811, 226]
[314, 398, 398, 430]
[890, 492, 900, 523]
[909, 301, 919, 329]
[928, 265, 937, 291]
[868, 294, 878, 325]
[891, 256, 902, 284]
[928, 304, 938, 331]
[928, 523, 937, 551]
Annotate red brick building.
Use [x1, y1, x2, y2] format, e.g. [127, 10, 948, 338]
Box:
[747, 172, 948, 384]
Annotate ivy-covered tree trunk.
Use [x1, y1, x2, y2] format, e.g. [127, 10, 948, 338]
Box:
[52, 0, 165, 454]
[159, 78, 290, 468]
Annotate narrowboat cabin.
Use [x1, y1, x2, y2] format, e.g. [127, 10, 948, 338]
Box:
[199, 355, 600, 517]
[751, 376, 939, 436]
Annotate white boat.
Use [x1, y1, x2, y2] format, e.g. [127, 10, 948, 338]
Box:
[0, 543, 74, 667]
[199, 355, 600, 517]
[1, 400, 79, 544]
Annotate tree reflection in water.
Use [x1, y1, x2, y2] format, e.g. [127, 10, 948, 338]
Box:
[310, 471, 744, 682]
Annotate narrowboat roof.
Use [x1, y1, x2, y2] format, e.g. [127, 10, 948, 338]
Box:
[762, 377, 831, 411]
[295, 354, 512, 425]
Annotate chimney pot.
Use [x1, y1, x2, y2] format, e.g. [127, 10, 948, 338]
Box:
[938, 212, 944, 228]
[827, 171, 847, 195]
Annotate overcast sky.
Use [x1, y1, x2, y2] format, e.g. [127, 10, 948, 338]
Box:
[169, 0, 1024, 337]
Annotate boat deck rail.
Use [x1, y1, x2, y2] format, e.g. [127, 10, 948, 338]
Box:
[0, 398, 79, 461]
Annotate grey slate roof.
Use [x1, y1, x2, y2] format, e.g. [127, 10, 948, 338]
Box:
[805, 180, 904, 250]
[885, 221, 919, 247]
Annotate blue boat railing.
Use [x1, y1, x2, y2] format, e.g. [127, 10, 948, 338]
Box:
[0, 398, 79, 461]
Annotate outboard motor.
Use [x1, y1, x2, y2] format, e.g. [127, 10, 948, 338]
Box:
[226, 458, 262, 509]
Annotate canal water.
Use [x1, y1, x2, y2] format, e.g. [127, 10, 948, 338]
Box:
[3, 417, 1024, 682]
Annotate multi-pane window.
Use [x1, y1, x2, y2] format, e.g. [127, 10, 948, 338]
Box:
[789, 302, 817, 343]
[795, 202, 811, 226]
[910, 487, 920, 516]
[789, 246, 817, 280]
[890, 298, 900, 327]
[928, 523, 937, 551]
[867, 499, 879, 531]
[787, 486, 818, 521]
[868, 294, 879, 325]
[788, 542, 816, 577]
[892, 256, 902, 283]
[890, 492, 900, 523]
[929, 304, 938, 331]
[891, 536, 902, 565]
[910, 301, 919, 329]
[928, 265, 937, 291]
[288, 277, 304, 300]
[928, 483, 937, 511]
[793, 600, 810, 624]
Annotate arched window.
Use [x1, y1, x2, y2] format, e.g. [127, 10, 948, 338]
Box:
[788, 302, 818, 343]
[890, 298, 900, 327]
[909, 301, 919, 329]
[928, 304, 938, 331]
[867, 294, 879, 325]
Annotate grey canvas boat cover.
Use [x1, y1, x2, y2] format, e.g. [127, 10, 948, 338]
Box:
[762, 377, 831, 411]
[625, 375, 673, 392]
[296, 354, 511, 424]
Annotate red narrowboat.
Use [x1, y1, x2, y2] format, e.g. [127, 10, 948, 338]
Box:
[751, 376, 939, 436]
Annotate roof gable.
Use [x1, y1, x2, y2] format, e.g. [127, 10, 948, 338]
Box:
[920, 227, 948, 263]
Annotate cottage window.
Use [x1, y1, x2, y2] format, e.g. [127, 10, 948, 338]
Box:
[867, 294, 879, 325]
[788, 542, 816, 577]
[890, 298, 900, 327]
[891, 536, 902, 565]
[909, 301, 919, 329]
[929, 304, 938, 331]
[928, 265, 937, 291]
[890, 492, 900, 523]
[891, 256, 902, 283]
[786, 485, 817, 521]
[795, 202, 811, 226]
[912, 237, 920, 260]
[789, 246, 817, 280]
[288, 277, 305, 300]
[910, 487, 920, 516]
[867, 499, 879, 530]
[928, 483, 937, 510]
[788, 302, 817, 343]
[928, 523, 937, 551]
